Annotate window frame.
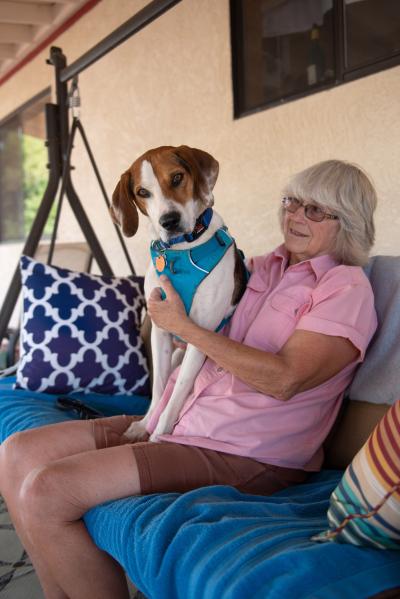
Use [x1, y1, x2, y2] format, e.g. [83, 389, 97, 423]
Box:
[0, 88, 50, 130]
[0, 87, 51, 244]
[230, 0, 400, 118]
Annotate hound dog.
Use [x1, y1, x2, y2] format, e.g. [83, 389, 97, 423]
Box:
[111, 145, 247, 441]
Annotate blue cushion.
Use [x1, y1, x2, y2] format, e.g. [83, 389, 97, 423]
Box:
[0, 376, 149, 441]
[15, 256, 149, 396]
[0, 378, 399, 599]
[85, 475, 400, 599]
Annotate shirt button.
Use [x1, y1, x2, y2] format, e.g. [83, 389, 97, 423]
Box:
[216, 367, 224, 373]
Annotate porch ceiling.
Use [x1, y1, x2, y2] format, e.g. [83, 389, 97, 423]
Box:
[0, 0, 89, 78]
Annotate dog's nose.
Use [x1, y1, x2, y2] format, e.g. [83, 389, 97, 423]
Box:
[159, 211, 181, 231]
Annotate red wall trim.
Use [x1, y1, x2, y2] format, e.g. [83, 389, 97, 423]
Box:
[0, 0, 103, 87]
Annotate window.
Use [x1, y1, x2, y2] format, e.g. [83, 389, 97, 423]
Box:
[345, 0, 400, 70]
[0, 90, 53, 242]
[231, 0, 400, 117]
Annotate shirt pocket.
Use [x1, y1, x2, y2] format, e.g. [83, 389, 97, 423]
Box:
[270, 292, 312, 319]
[270, 292, 300, 317]
[246, 292, 311, 352]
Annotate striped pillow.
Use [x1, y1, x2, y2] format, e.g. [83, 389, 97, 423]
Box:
[313, 400, 400, 549]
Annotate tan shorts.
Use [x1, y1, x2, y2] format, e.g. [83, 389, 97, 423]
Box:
[92, 415, 307, 496]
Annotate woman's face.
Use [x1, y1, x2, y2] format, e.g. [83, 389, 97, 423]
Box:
[283, 202, 340, 265]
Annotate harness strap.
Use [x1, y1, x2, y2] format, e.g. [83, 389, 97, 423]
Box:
[151, 228, 233, 317]
[150, 227, 249, 338]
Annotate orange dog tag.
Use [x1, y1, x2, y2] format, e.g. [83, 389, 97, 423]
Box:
[155, 255, 166, 272]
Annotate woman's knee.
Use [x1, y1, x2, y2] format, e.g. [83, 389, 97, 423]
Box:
[0, 431, 35, 491]
[19, 465, 64, 533]
[20, 462, 87, 530]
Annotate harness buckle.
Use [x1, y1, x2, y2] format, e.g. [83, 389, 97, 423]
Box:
[215, 231, 226, 246]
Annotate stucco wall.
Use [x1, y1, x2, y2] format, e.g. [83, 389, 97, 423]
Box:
[1, 0, 399, 281]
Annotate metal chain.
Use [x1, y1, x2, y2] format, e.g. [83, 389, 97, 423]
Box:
[67, 76, 81, 118]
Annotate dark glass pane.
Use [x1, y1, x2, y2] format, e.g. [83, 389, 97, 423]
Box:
[20, 101, 51, 238]
[236, 0, 335, 112]
[345, 0, 400, 69]
[0, 118, 25, 242]
[0, 94, 51, 243]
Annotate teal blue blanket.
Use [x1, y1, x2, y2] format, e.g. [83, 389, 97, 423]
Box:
[0, 377, 399, 598]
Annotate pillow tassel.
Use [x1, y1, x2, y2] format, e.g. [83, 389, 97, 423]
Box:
[312, 481, 400, 543]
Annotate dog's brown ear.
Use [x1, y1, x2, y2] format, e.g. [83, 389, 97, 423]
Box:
[110, 170, 139, 237]
[175, 146, 219, 207]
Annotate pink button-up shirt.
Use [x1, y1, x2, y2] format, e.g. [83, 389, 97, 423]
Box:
[148, 245, 377, 471]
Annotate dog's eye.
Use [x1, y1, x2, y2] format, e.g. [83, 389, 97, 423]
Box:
[171, 173, 183, 187]
[137, 188, 150, 198]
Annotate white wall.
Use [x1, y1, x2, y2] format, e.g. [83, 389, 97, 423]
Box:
[0, 0, 399, 286]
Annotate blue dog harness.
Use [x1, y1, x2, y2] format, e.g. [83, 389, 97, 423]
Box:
[150, 209, 247, 331]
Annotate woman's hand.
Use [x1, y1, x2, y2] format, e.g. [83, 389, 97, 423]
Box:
[147, 275, 191, 337]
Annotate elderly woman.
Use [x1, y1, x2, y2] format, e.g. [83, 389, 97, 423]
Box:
[0, 159, 377, 599]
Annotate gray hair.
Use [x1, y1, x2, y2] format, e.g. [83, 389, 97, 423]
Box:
[280, 160, 377, 266]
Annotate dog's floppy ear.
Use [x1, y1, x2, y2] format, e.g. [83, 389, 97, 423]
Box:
[110, 170, 139, 237]
[175, 145, 219, 207]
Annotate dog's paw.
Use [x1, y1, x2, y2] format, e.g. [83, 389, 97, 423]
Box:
[123, 420, 149, 442]
[150, 419, 174, 441]
[149, 431, 159, 443]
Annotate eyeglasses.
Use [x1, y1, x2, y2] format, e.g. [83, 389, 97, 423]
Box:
[55, 397, 104, 420]
[282, 197, 339, 223]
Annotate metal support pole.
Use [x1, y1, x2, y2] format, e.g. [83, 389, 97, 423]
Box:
[60, 0, 182, 83]
[48, 47, 114, 276]
[0, 104, 61, 342]
[75, 119, 136, 275]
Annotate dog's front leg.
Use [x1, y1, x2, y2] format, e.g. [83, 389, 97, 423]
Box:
[150, 344, 206, 440]
[124, 324, 173, 442]
[149, 324, 174, 404]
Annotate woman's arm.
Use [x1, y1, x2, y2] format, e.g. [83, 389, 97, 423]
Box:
[147, 276, 359, 401]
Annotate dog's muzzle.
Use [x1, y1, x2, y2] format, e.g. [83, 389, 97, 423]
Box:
[159, 211, 181, 232]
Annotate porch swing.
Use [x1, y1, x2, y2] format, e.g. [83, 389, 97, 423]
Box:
[0, 0, 182, 366]
[44, 72, 136, 274]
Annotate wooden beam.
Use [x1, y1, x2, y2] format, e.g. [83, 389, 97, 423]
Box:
[19, 0, 82, 3]
[0, 1, 54, 25]
[0, 0, 102, 86]
[0, 23, 35, 43]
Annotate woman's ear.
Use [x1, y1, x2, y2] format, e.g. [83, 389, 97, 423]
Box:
[110, 170, 139, 237]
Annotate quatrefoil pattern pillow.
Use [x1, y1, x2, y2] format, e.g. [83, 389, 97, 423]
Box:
[15, 256, 150, 396]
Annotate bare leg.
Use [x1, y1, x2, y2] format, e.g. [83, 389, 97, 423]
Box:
[20, 444, 142, 599]
[0, 415, 136, 599]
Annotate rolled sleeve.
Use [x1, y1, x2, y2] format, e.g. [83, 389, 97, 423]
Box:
[296, 274, 377, 360]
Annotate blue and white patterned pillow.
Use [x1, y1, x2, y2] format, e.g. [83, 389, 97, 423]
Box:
[15, 256, 150, 396]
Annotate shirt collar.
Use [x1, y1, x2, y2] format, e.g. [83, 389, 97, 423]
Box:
[248, 244, 339, 292]
[273, 243, 339, 281]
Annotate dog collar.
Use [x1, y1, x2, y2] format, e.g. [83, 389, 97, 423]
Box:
[152, 207, 213, 251]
